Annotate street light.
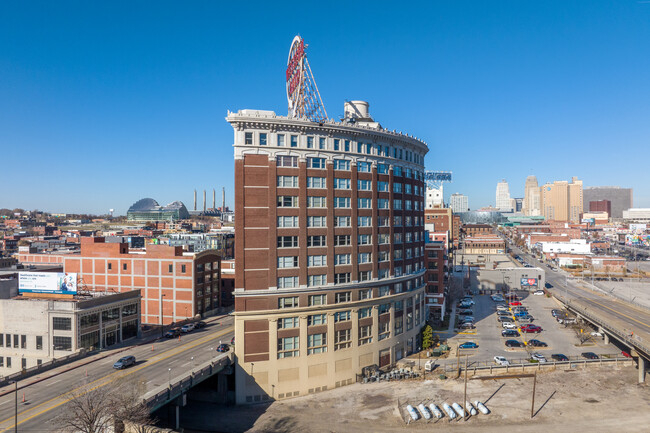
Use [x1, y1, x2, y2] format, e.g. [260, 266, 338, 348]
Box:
[168, 367, 172, 388]
[191, 356, 195, 372]
[160, 293, 167, 338]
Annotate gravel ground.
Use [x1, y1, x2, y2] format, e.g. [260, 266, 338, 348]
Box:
[183, 364, 649, 433]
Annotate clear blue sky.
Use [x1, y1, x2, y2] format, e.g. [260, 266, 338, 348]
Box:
[2, 1, 649, 215]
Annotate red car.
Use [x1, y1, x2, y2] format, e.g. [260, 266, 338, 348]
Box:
[509, 301, 522, 306]
[521, 325, 542, 333]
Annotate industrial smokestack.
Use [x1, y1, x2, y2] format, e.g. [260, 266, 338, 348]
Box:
[222, 187, 225, 212]
[203, 190, 206, 212]
[193, 189, 197, 211]
[213, 189, 216, 210]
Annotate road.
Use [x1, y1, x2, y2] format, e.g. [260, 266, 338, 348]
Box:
[0, 316, 234, 432]
[508, 242, 650, 349]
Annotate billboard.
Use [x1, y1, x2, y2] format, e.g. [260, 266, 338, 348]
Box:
[520, 278, 538, 287]
[19, 272, 78, 295]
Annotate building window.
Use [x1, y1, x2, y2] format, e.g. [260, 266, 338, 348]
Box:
[181, 264, 186, 273]
[277, 134, 285, 146]
[378, 321, 390, 340]
[359, 325, 372, 345]
[358, 198, 372, 209]
[277, 277, 299, 289]
[36, 336, 43, 350]
[359, 270, 372, 282]
[308, 333, 327, 354]
[358, 306, 371, 318]
[379, 286, 390, 297]
[332, 310, 349, 323]
[53, 317, 72, 331]
[5, 357, 10, 368]
[394, 316, 404, 335]
[334, 235, 351, 246]
[357, 161, 371, 172]
[333, 159, 350, 170]
[307, 255, 327, 267]
[394, 166, 402, 176]
[290, 135, 298, 147]
[278, 256, 299, 268]
[334, 216, 351, 227]
[335, 272, 351, 285]
[394, 233, 403, 244]
[277, 175, 299, 188]
[358, 216, 372, 227]
[334, 178, 351, 190]
[20, 335, 26, 349]
[307, 315, 327, 329]
[309, 294, 327, 306]
[406, 312, 413, 331]
[307, 136, 314, 148]
[379, 303, 390, 314]
[259, 133, 267, 145]
[278, 336, 299, 358]
[334, 197, 351, 208]
[308, 274, 327, 287]
[108, 263, 112, 270]
[307, 196, 327, 208]
[358, 253, 372, 265]
[335, 254, 351, 265]
[378, 268, 389, 279]
[278, 296, 299, 308]
[357, 179, 372, 191]
[378, 163, 389, 174]
[378, 234, 390, 245]
[278, 216, 299, 228]
[21, 358, 26, 369]
[277, 236, 298, 248]
[358, 234, 371, 245]
[307, 216, 327, 227]
[319, 137, 326, 149]
[53, 336, 72, 351]
[168, 264, 173, 273]
[277, 196, 298, 207]
[0, 358, 3, 367]
[308, 157, 325, 168]
[13, 335, 18, 348]
[307, 176, 326, 188]
[245, 132, 253, 144]
[278, 317, 299, 329]
[334, 329, 351, 351]
[307, 235, 326, 247]
[335, 291, 351, 303]
[395, 282, 403, 293]
[344, 140, 350, 151]
[277, 155, 298, 167]
[333, 138, 340, 150]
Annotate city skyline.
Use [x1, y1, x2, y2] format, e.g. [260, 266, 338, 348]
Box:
[2, 1, 650, 214]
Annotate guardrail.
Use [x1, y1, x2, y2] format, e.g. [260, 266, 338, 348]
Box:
[0, 348, 90, 388]
[143, 354, 232, 412]
[441, 354, 633, 375]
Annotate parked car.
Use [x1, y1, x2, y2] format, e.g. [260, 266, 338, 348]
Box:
[527, 339, 547, 347]
[590, 331, 603, 338]
[461, 298, 475, 306]
[494, 356, 510, 366]
[217, 344, 230, 352]
[551, 309, 563, 317]
[502, 322, 517, 330]
[497, 310, 511, 317]
[459, 342, 478, 349]
[509, 301, 522, 306]
[502, 329, 520, 337]
[496, 304, 509, 312]
[459, 322, 475, 330]
[498, 316, 514, 323]
[181, 323, 196, 333]
[505, 339, 522, 348]
[513, 311, 529, 318]
[533, 290, 545, 296]
[194, 321, 207, 329]
[164, 328, 181, 338]
[460, 316, 475, 323]
[113, 355, 136, 369]
[530, 353, 547, 363]
[581, 352, 599, 359]
[458, 309, 473, 315]
[551, 354, 569, 361]
[521, 325, 542, 333]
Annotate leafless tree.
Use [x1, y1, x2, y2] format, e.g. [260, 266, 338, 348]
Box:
[53, 376, 156, 433]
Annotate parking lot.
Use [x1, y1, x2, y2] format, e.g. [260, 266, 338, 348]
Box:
[446, 289, 620, 365]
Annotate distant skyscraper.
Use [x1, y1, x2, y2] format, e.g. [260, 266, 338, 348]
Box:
[513, 198, 523, 213]
[426, 185, 444, 208]
[540, 177, 583, 222]
[450, 193, 469, 213]
[495, 179, 512, 211]
[523, 175, 541, 216]
[583, 186, 633, 219]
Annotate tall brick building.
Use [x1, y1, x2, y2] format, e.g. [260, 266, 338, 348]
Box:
[228, 102, 428, 403]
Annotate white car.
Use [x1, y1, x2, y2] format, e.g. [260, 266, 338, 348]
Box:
[461, 299, 475, 306]
[496, 305, 508, 312]
[531, 353, 547, 363]
[533, 290, 545, 296]
[181, 323, 195, 333]
[502, 322, 517, 330]
[590, 331, 603, 338]
[494, 356, 510, 366]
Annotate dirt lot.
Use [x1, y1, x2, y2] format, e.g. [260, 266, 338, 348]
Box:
[189, 364, 650, 433]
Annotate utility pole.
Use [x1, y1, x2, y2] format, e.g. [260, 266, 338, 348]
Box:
[463, 355, 468, 421]
[530, 371, 537, 418]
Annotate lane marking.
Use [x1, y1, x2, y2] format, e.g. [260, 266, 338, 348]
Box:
[0, 326, 233, 432]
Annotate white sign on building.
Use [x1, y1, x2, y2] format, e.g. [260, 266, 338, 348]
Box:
[18, 272, 78, 295]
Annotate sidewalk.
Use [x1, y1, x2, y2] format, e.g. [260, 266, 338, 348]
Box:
[0, 312, 232, 396]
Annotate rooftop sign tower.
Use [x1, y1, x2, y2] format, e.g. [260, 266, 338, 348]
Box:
[286, 35, 328, 122]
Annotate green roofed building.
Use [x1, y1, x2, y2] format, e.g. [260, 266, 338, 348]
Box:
[126, 198, 190, 222]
